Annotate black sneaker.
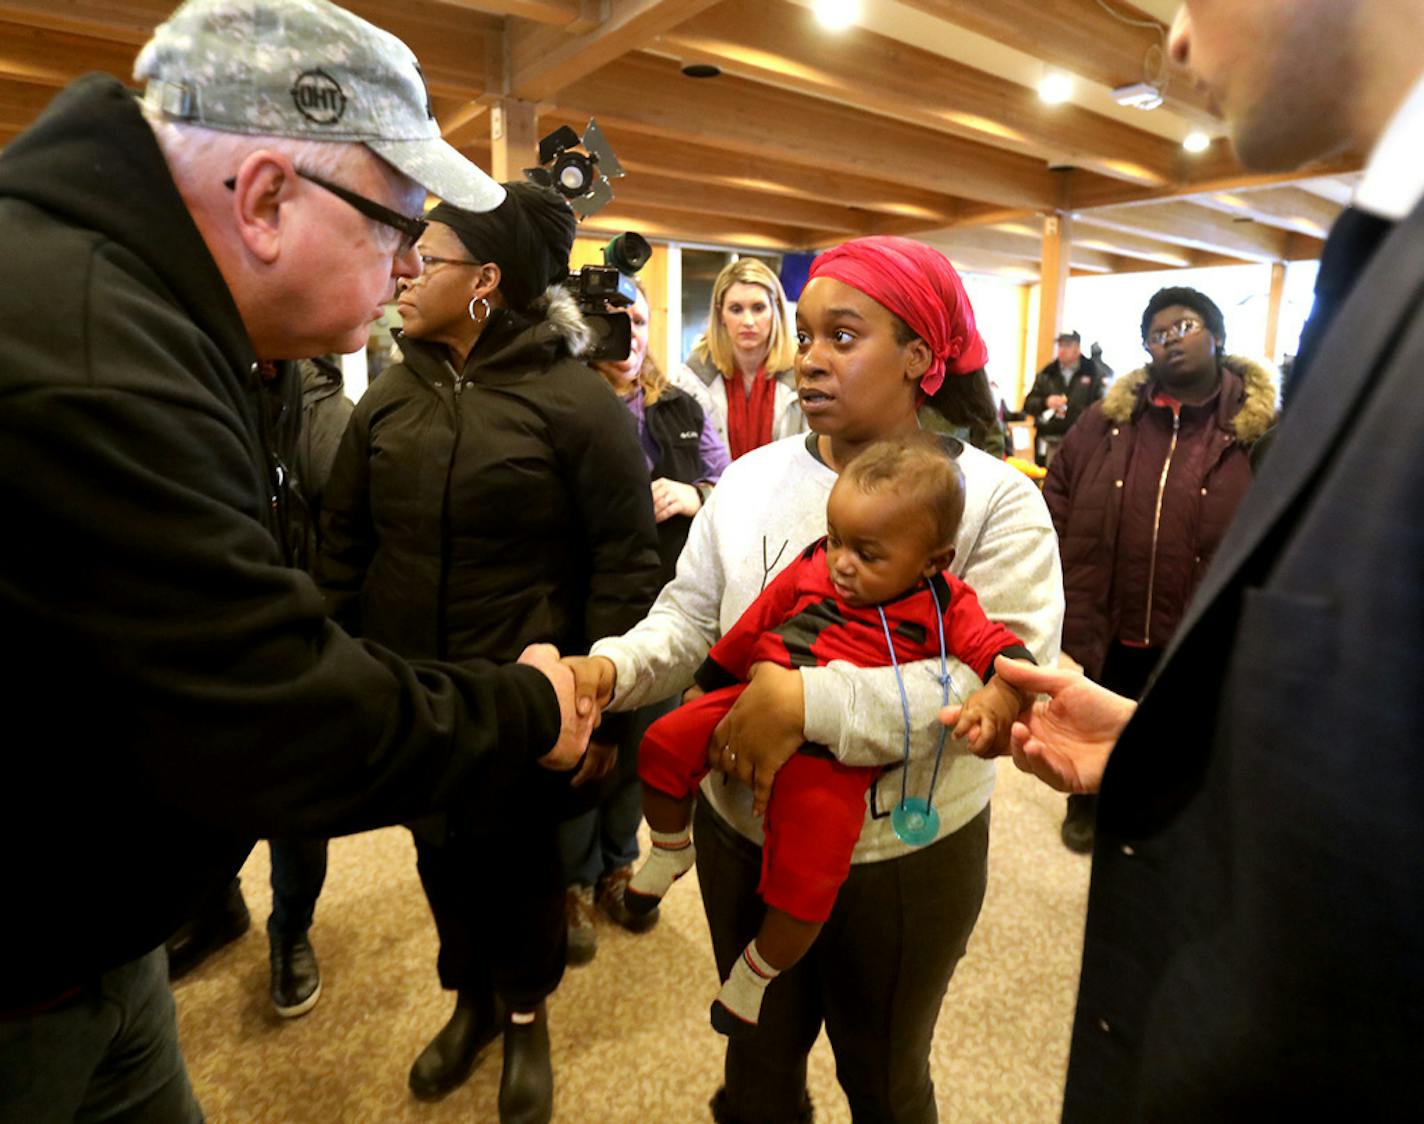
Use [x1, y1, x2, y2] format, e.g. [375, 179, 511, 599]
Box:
[270, 934, 322, 1018]
[166, 879, 251, 982]
[1061, 794, 1098, 855]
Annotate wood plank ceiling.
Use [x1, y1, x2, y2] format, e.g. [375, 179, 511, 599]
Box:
[0, 0, 1360, 276]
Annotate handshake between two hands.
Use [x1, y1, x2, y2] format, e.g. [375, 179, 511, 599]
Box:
[519, 646, 1133, 802]
[516, 644, 617, 787]
[515, 646, 809, 813]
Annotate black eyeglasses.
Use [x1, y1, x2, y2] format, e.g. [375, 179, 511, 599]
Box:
[223, 170, 427, 256]
[418, 254, 480, 270]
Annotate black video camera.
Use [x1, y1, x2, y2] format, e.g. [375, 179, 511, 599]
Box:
[573, 232, 652, 362]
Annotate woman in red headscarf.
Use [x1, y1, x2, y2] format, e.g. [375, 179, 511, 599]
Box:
[580, 237, 1064, 1123]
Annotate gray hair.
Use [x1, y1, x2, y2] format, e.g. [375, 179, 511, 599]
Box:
[141, 107, 424, 215]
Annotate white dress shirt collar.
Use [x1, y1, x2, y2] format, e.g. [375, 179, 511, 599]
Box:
[1354, 70, 1424, 221]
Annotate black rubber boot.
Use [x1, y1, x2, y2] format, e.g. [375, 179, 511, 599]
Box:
[165, 879, 251, 982]
[1061, 793, 1098, 854]
[498, 1002, 553, 1124]
[709, 1085, 813, 1123]
[408, 990, 503, 1101]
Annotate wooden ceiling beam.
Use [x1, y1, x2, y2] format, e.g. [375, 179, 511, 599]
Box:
[0, 21, 135, 88]
[0, 79, 59, 131]
[924, 222, 1117, 273]
[1191, 186, 1342, 239]
[1076, 203, 1295, 261]
[657, 0, 1180, 187]
[552, 53, 1061, 209]
[600, 169, 874, 235]
[432, 0, 591, 26]
[575, 200, 816, 251]
[895, 0, 1219, 123]
[1069, 152, 1364, 211]
[1295, 175, 1358, 206]
[535, 113, 980, 224]
[1068, 224, 1198, 267]
[506, 0, 721, 102]
[0, 8, 492, 101]
[461, 135, 873, 233]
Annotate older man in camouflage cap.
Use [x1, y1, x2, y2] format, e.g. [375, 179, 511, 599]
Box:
[0, 2, 590, 1120]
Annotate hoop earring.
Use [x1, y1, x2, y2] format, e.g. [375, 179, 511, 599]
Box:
[468, 295, 491, 325]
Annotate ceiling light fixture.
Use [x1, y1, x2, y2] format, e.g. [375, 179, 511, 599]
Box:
[813, 0, 861, 31]
[1112, 81, 1164, 110]
[1038, 73, 1074, 105]
[1183, 131, 1212, 154]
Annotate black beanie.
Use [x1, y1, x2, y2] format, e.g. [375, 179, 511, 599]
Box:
[428, 182, 576, 311]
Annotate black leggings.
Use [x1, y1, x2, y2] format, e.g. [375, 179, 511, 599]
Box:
[413, 821, 566, 1011]
[694, 799, 990, 1124]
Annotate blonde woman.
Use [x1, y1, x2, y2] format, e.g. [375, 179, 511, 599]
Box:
[672, 258, 805, 459]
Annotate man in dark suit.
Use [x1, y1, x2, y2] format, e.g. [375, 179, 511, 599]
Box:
[947, 1, 1424, 1118]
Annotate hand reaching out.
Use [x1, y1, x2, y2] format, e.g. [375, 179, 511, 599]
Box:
[940, 656, 1135, 794]
[948, 674, 1021, 756]
[518, 643, 594, 771]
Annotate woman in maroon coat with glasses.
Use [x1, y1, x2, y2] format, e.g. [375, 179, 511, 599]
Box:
[1043, 287, 1278, 853]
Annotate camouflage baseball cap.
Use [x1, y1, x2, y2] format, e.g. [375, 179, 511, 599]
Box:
[134, 0, 504, 212]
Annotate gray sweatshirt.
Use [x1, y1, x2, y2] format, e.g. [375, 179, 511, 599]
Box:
[592, 433, 1063, 862]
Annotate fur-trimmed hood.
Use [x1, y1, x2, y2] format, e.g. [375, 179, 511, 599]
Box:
[524, 282, 594, 358]
[1102, 355, 1278, 445]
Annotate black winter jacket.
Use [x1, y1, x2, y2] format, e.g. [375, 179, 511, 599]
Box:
[318, 305, 662, 668]
[0, 76, 560, 1009]
[1023, 356, 1107, 438]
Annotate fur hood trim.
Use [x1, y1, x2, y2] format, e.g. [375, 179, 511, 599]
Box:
[1102, 354, 1279, 445]
[528, 283, 594, 358]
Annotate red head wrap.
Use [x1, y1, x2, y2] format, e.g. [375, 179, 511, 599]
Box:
[807, 236, 989, 397]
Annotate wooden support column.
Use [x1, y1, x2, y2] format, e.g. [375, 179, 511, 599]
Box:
[1036, 211, 1073, 369]
[489, 98, 539, 183]
[1263, 260, 1287, 363]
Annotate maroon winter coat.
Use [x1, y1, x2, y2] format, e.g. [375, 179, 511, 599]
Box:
[1044, 356, 1277, 679]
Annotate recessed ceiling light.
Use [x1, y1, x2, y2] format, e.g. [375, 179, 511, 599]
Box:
[681, 63, 721, 78]
[1183, 131, 1212, 153]
[1038, 73, 1074, 105]
[813, 0, 861, 31]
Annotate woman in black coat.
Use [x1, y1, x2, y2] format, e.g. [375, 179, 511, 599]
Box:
[318, 183, 661, 1122]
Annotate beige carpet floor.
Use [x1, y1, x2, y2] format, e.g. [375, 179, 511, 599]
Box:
[173, 760, 1089, 1122]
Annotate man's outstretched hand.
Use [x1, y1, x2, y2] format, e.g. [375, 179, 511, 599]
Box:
[519, 644, 594, 771]
[939, 656, 1135, 794]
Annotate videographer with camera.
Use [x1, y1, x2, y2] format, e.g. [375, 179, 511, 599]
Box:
[316, 181, 661, 1121]
[558, 275, 730, 958]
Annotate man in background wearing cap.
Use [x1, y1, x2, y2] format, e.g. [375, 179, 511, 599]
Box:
[0, 1, 591, 1119]
[1021, 329, 1107, 466]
